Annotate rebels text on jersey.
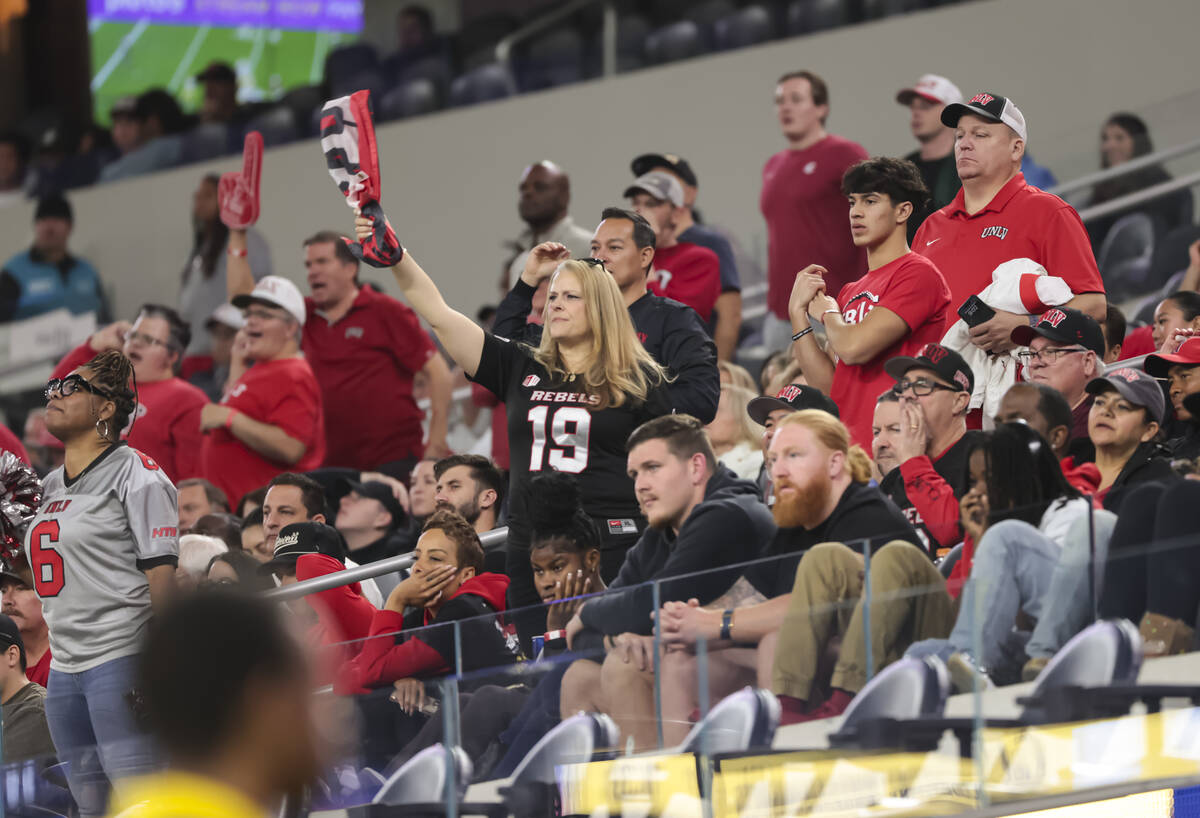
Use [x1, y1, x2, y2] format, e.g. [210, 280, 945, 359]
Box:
[26, 443, 178, 673]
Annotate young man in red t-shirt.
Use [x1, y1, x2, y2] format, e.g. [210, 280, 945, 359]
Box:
[760, 70, 868, 351]
[788, 157, 952, 450]
[625, 171, 720, 323]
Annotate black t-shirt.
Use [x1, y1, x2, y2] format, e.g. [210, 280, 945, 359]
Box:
[880, 430, 982, 553]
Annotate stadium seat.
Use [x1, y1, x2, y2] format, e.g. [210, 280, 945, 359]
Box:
[502, 712, 618, 818]
[679, 687, 781, 755]
[1133, 269, 1185, 328]
[243, 106, 298, 147]
[516, 28, 584, 91]
[1146, 223, 1200, 293]
[449, 64, 514, 107]
[786, 0, 850, 35]
[377, 79, 442, 121]
[324, 42, 380, 94]
[713, 5, 776, 50]
[280, 85, 325, 136]
[682, 0, 738, 29]
[180, 122, 232, 163]
[372, 744, 472, 806]
[383, 53, 454, 96]
[826, 657, 950, 747]
[332, 68, 386, 101]
[456, 13, 520, 71]
[616, 14, 653, 71]
[1096, 212, 1157, 298]
[643, 20, 708, 65]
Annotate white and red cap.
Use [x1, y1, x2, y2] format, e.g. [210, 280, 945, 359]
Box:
[942, 91, 1027, 141]
[232, 276, 307, 327]
[205, 302, 246, 331]
[896, 74, 963, 107]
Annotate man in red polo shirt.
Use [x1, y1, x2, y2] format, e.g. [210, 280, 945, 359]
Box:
[761, 70, 868, 352]
[914, 92, 1105, 357]
[227, 228, 452, 475]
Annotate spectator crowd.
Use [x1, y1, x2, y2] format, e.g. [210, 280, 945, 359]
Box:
[2, 59, 1200, 818]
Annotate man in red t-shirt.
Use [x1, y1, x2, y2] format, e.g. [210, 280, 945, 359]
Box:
[625, 172, 720, 323]
[51, 304, 208, 481]
[227, 228, 452, 475]
[914, 92, 1105, 357]
[198, 276, 326, 506]
[788, 157, 952, 449]
[760, 70, 868, 351]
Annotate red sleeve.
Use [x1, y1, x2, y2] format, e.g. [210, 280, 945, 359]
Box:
[51, 342, 97, 380]
[879, 258, 951, 331]
[899, 455, 962, 549]
[170, 385, 209, 480]
[297, 554, 377, 645]
[945, 534, 975, 600]
[1121, 325, 1156, 358]
[1043, 206, 1104, 295]
[387, 301, 437, 374]
[345, 609, 451, 689]
[0, 424, 29, 464]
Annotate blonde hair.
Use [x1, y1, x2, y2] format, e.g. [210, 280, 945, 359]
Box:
[720, 384, 764, 449]
[775, 409, 872, 483]
[532, 260, 667, 409]
[718, 361, 757, 393]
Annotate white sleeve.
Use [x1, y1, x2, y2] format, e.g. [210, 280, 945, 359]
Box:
[120, 459, 180, 566]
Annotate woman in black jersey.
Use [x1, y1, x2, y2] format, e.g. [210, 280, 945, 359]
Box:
[355, 217, 670, 618]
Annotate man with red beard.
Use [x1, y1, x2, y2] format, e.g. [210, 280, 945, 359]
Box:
[653, 410, 920, 743]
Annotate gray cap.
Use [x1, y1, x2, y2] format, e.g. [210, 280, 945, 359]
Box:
[1085, 367, 1166, 424]
[623, 171, 684, 208]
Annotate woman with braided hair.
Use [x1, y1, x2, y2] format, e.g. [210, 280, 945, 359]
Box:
[29, 349, 178, 817]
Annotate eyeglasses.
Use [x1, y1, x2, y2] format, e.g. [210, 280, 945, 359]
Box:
[1016, 347, 1089, 364]
[123, 330, 169, 349]
[577, 257, 607, 270]
[44, 374, 114, 401]
[892, 378, 960, 397]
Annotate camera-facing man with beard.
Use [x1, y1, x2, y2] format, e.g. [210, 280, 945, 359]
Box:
[433, 454, 504, 572]
[653, 410, 920, 744]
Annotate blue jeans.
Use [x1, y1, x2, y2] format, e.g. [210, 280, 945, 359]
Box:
[45, 654, 158, 818]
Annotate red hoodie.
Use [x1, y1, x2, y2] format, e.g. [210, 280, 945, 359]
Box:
[335, 572, 515, 694]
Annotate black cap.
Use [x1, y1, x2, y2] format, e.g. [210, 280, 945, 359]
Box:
[34, 194, 72, 224]
[0, 614, 26, 669]
[885, 343, 975, 394]
[1085, 367, 1166, 425]
[259, 522, 347, 576]
[196, 61, 237, 84]
[0, 554, 32, 590]
[1011, 307, 1106, 356]
[630, 153, 698, 188]
[941, 91, 1027, 140]
[338, 479, 406, 530]
[747, 383, 839, 425]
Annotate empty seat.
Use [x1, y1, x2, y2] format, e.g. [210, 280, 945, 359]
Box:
[503, 712, 618, 818]
[679, 687, 780, 755]
[1096, 212, 1157, 298]
[713, 5, 775, 50]
[324, 42, 379, 91]
[828, 657, 950, 747]
[616, 14, 653, 71]
[517, 28, 585, 91]
[377, 79, 441, 121]
[383, 52, 454, 94]
[243, 105, 298, 147]
[786, 0, 849, 35]
[331, 68, 385, 100]
[449, 63, 514, 107]
[180, 122, 231, 163]
[372, 744, 472, 805]
[1147, 223, 1200, 291]
[643, 20, 707, 65]
[455, 13, 520, 70]
[280, 84, 324, 135]
[683, 0, 738, 28]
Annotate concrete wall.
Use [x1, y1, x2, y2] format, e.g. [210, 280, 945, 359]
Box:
[3, 0, 1199, 325]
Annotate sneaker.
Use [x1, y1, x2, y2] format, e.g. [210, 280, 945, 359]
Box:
[946, 652, 993, 694]
[1021, 656, 1049, 683]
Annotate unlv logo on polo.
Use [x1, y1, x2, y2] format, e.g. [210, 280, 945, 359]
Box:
[777, 385, 802, 402]
[980, 226, 1009, 240]
[1041, 309, 1068, 328]
[920, 344, 948, 364]
[970, 93, 995, 106]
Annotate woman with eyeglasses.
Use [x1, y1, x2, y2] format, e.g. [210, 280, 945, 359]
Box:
[354, 216, 671, 624]
[29, 349, 178, 817]
[49, 304, 208, 481]
[196, 276, 325, 509]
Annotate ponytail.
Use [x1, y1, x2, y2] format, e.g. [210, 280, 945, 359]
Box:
[84, 349, 138, 439]
[846, 445, 873, 484]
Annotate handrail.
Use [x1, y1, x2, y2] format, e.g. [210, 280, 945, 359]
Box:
[1075, 169, 1200, 224]
[263, 526, 510, 601]
[1106, 353, 1148, 373]
[494, 0, 616, 82]
[1047, 135, 1200, 198]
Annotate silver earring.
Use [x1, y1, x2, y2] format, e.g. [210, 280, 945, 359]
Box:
[95, 419, 110, 440]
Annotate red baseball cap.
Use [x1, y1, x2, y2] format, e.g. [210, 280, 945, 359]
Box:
[1144, 337, 1200, 378]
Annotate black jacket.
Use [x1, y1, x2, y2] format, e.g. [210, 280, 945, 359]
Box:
[493, 279, 720, 423]
[744, 481, 922, 599]
[577, 465, 775, 645]
[1166, 423, 1200, 463]
[1103, 441, 1179, 513]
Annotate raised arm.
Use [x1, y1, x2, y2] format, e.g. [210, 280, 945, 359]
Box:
[356, 215, 486, 376]
[787, 267, 836, 395]
[225, 229, 255, 300]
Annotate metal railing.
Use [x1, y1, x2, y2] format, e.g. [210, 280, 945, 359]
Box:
[494, 0, 616, 87]
[1075, 169, 1200, 225]
[263, 526, 509, 601]
[1047, 135, 1200, 198]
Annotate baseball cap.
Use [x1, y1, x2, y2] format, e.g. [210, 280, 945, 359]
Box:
[748, 383, 840, 425]
[259, 522, 347, 576]
[1085, 367, 1166, 424]
[941, 91, 1027, 141]
[885, 343, 975, 394]
[205, 302, 246, 331]
[630, 153, 698, 188]
[1011, 307, 1106, 356]
[34, 194, 72, 224]
[110, 96, 139, 119]
[623, 171, 685, 208]
[1144, 337, 1200, 378]
[0, 555, 31, 590]
[896, 74, 963, 106]
[0, 615, 25, 669]
[196, 61, 237, 84]
[338, 479, 407, 530]
[232, 276, 306, 326]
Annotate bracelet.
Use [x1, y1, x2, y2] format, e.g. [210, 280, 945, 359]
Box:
[791, 326, 815, 342]
[224, 409, 239, 430]
[543, 629, 567, 643]
[719, 609, 734, 641]
[820, 308, 841, 325]
[226, 247, 248, 257]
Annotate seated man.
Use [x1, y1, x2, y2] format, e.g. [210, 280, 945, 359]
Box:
[653, 409, 921, 737]
[177, 478, 230, 530]
[433, 454, 504, 572]
[994, 381, 1100, 493]
[1145, 337, 1200, 460]
[558, 414, 776, 751]
[0, 613, 55, 763]
[335, 478, 410, 597]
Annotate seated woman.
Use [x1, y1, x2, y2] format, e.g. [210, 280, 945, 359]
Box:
[704, 383, 766, 480]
